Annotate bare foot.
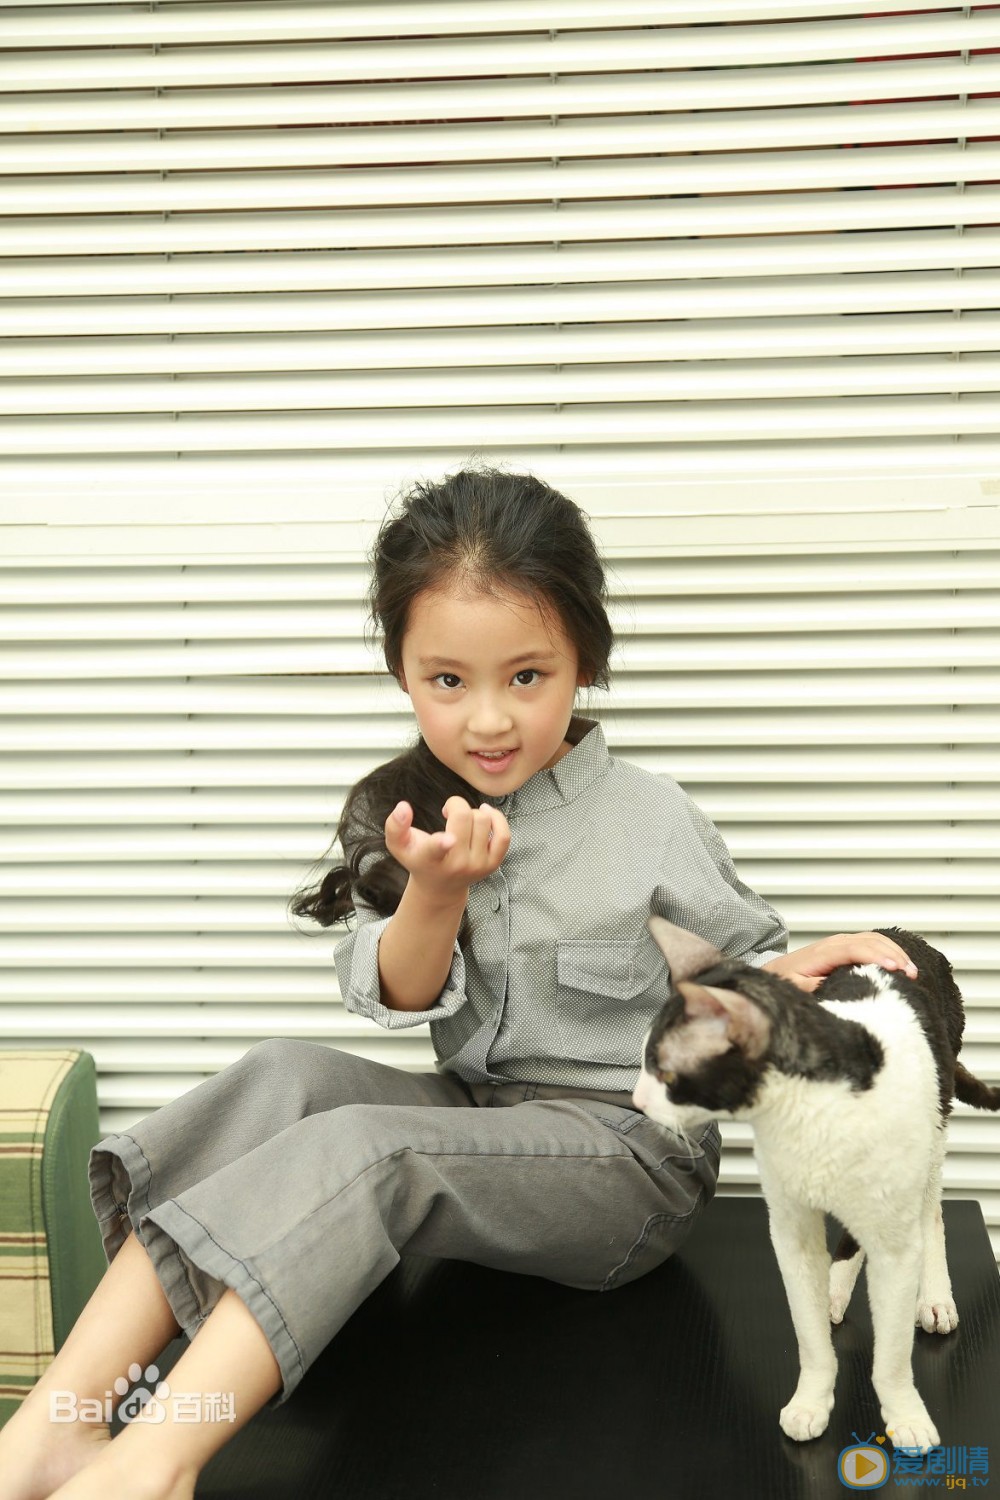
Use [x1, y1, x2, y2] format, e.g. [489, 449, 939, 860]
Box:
[0, 1397, 111, 1500]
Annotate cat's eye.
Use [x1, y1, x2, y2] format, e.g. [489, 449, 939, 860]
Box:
[658, 1069, 677, 1086]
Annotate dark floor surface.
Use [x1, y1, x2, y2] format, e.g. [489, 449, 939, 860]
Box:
[142, 1198, 1000, 1500]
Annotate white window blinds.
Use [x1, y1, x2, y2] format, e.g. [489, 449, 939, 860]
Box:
[1, 2, 998, 1257]
[2, 1, 1000, 498]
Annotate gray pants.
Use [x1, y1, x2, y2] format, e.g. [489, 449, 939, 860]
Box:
[88, 1040, 720, 1406]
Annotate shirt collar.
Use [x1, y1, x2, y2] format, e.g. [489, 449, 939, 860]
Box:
[480, 714, 609, 814]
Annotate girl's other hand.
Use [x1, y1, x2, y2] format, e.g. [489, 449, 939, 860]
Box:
[761, 932, 919, 995]
[384, 796, 511, 905]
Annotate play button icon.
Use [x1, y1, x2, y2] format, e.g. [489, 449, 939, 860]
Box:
[838, 1442, 890, 1488]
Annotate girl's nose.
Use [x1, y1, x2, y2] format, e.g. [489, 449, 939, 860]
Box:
[467, 697, 514, 735]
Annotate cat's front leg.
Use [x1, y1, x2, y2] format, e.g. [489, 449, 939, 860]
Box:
[867, 1240, 939, 1454]
[765, 1195, 838, 1441]
[916, 1150, 958, 1334]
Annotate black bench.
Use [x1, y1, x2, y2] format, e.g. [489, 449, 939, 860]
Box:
[145, 1197, 1000, 1500]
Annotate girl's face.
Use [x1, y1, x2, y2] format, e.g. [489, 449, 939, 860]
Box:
[397, 584, 588, 795]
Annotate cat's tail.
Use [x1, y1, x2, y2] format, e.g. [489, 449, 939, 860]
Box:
[954, 1061, 1000, 1111]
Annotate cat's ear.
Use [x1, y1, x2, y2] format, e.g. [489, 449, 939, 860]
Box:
[648, 916, 725, 982]
[676, 981, 770, 1060]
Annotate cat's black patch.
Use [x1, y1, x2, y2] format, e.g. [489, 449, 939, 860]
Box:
[646, 926, 990, 1124]
[832, 1226, 860, 1263]
[641, 992, 764, 1110]
[667, 1039, 769, 1114]
[816, 928, 964, 1118]
[646, 958, 886, 1106]
[677, 960, 887, 1092]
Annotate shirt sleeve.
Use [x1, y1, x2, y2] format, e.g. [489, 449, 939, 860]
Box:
[653, 788, 789, 968]
[332, 875, 471, 1031]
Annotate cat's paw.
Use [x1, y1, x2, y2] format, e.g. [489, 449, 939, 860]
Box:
[779, 1398, 834, 1442]
[885, 1412, 940, 1455]
[916, 1297, 959, 1334]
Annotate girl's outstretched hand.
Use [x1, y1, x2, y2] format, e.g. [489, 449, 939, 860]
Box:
[384, 796, 511, 905]
[762, 932, 919, 994]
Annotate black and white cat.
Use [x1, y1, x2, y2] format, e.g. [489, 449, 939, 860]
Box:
[632, 918, 1000, 1454]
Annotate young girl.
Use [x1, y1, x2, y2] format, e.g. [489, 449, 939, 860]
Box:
[0, 466, 919, 1500]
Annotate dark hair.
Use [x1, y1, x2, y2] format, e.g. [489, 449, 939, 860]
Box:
[287, 465, 614, 931]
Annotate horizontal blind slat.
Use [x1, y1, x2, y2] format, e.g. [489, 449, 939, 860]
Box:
[1, 552, 999, 601]
[5, 55, 1000, 132]
[1, 0, 977, 42]
[6, 100, 1000, 175]
[0, 0, 977, 20]
[5, 145, 1000, 213]
[8, 234, 1000, 301]
[6, 396, 1000, 452]
[9, 189, 1000, 260]
[1, 14, 996, 92]
[1, 746, 997, 788]
[5, 314, 1000, 378]
[7, 271, 1000, 337]
[9, 358, 1000, 415]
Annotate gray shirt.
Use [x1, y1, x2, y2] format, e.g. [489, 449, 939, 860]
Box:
[333, 714, 788, 1092]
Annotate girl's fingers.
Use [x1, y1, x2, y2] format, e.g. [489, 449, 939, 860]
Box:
[384, 800, 412, 854]
[438, 797, 510, 872]
[442, 795, 472, 818]
[488, 817, 512, 868]
[876, 941, 917, 973]
[468, 806, 496, 860]
[441, 797, 474, 849]
[860, 933, 918, 976]
[386, 796, 508, 881]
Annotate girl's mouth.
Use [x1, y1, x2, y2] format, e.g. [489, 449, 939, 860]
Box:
[470, 750, 516, 774]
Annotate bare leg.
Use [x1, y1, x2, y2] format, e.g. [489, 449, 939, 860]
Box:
[0, 1227, 282, 1500]
[46, 1286, 283, 1500]
[0, 1230, 181, 1500]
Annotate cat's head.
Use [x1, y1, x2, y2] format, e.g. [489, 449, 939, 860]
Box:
[632, 916, 792, 1133]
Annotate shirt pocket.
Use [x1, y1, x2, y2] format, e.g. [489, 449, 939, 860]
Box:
[554, 938, 668, 1066]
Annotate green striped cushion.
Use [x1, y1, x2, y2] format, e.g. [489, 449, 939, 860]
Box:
[0, 1050, 106, 1427]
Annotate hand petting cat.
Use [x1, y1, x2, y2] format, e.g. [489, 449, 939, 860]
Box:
[762, 932, 919, 994]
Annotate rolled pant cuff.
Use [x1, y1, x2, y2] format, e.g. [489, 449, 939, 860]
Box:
[89, 1132, 303, 1407]
[142, 1198, 304, 1407]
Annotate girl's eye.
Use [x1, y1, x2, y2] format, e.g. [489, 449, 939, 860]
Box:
[514, 669, 541, 686]
[433, 673, 462, 689]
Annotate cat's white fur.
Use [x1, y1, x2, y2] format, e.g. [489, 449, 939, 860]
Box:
[633, 966, 957, 1452]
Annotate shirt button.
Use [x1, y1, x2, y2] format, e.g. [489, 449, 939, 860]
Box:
[492, 896, 501, 912]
